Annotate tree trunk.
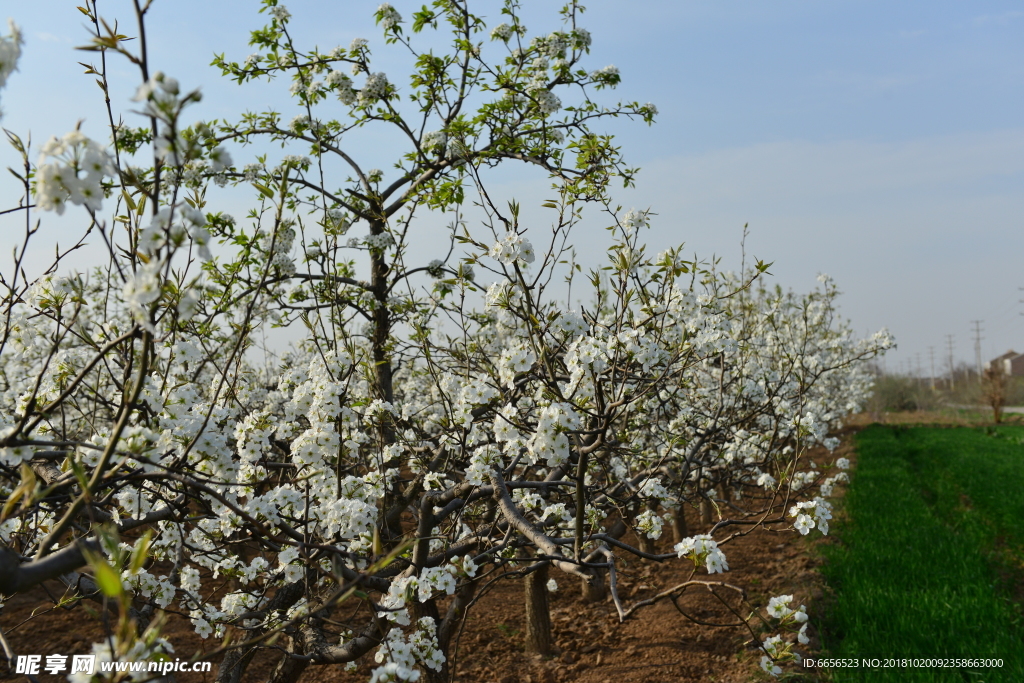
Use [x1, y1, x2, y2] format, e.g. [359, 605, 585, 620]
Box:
[580, 570, 606, 603]
[638, 502, 658, 555]
[265, 636, 309, 683]
[438, 579, 478, 652]
[412, 599, 449, 683]
[699, 497, 712, 525]
[525, 563, 553, 654]
[671, 504, 688, 544]
[369, 217, 395, 409]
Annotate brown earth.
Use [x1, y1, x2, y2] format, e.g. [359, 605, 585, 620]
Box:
[847, 407, 1024, 427]
[1, 433, 871, 683]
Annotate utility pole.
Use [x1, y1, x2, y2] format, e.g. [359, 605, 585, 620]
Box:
[928, 346, 936, 390]
[916, 352, 923, 387]
[945, 334, 956, 390]
[971, 320, 984, 381]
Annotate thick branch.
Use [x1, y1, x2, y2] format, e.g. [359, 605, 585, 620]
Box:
[0, 538, 99, 595]
[487, 469, 591, 581]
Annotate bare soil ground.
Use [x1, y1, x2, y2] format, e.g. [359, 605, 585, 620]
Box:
[848, 407, 1024, 427]
[1, 433, 869, 683]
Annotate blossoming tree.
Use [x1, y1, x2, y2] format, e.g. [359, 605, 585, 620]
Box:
[0, 2, 891, 682]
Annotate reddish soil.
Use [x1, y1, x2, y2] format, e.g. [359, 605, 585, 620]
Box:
[1, 435, 864, 683]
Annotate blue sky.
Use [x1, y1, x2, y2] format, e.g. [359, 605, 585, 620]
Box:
[2, 1, 1023, 375]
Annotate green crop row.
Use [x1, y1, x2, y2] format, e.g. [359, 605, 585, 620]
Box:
[817, 425, 1024, 683]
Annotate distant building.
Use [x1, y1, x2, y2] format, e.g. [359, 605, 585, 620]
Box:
[985, 350, 1024, 376]
[1007, 354, 1024, 377]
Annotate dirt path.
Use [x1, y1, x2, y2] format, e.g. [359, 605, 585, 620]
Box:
[1, 435, 859, 683]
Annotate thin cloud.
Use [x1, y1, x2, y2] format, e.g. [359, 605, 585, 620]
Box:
[34, 32, 72, 44]
[973, 10, 1024, 25]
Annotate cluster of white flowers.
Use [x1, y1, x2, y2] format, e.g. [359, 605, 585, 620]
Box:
[789, 469, 819, 490]
[442, 374, 499, 426]
[364, 232, 396, 252]
[789, 497, 833, 535]
[621, 208, 649, 230]
[324, 207, 351, 235]
[464, 444, 503, 485]
[526, 402, 580, 467]
[122, 260, 165, 331]
[421, 130, 446, 152]
[0, 19, 21, 116]
[34, 131, 116, 215]
[68, 638, 174, 683]
[489, 232, 536, 265]
[242, 162, 263, 182]
[490, 23, 514, 41]
[377, 3, 403, 30]
[360, 72, 389, 104]
[759, 635, 788, 677]
[770, 593, 806, 634]
[371, 618, 443, 683]
[497, 342, 536, 389]
[534, 31, 568, 58]
[530, 87, 561, 116]
[278, 154, 310, 170]
[634, 509, 664, 539]
[589, 64, 620, 87]
[568, 28, 590, 50]
[288, 113, 310, 134]
[674, 534, 729, 574]
[326, 69, 358, 105]
[137, 203, 212, 260]
[426, 259, 445, 278]
[484, 281, 522, 311]
[131, 73, 199, 163]
[758, 595, 810, 677]
[258, 219, 297, 274]
[565, 335, 608, 382]
[122, 569, 176, 608]
[269, 4, 290, 22]
[446, 138, 470, 161]
[819, 471, 849, 497]
[552, 310, 588, 338]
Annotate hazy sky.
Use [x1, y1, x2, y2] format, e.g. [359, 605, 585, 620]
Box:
[2, 1, 1022, 376]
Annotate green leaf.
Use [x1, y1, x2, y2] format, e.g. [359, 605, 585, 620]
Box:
[0, 463, 36, 523]
[68, 456, 90, 493]
[253, 182, 275, 199]
[129, 530, 153, 575]
[85, 549, 124, 598]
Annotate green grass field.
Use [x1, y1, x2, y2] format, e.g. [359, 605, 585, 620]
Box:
[818, 425, 1024, 682]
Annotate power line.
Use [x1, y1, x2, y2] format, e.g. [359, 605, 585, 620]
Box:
[945, 334, 955, 390]
[971, 320, 984, 380]
[928, 346, 935, 390]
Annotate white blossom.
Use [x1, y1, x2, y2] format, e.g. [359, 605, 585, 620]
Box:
[674, 534, 729, 574]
